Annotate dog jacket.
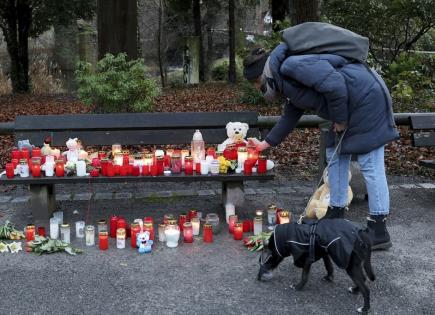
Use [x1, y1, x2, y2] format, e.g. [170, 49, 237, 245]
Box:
[273, 219, 364, 269]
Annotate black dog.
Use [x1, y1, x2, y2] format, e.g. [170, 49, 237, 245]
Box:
[258, 218, 375, 314]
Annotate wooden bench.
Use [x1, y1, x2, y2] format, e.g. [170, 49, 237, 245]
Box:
[409, 114, 435, 170]
[0, 111, 274, 220]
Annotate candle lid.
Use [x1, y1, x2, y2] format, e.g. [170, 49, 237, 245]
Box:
[234, 222, 242, 227]
[26, 224, 35, 229]
[203, 223, 212, 229]
[183, 222, 192, 228]
[279, 211, 290, 217]
[192, 130, 203, 141]
[98, 219, 107, 224]
[167, 219, 177, 225]
[179, 214, 187, 218]
[185, 156, 193, 161]
[19, 159, 28, 164]
[144, 153, 154, 159]
[85, 225, 95, 231]
[254, 217, 262, 222]
[60, 223, 70, 228]
[99, 231, 108, 236]
[259, 155, 267, 159]
[158, 223, 166, 228]
[143, 222, 153, 228]
[237, 147, 247, 152]
[131, 223, 140, 228]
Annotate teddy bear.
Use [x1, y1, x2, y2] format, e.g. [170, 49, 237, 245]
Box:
[218, 122, 249, 152]
[62, 138, 80, 163]
[41, 136, 52, 156]
[305, 168, 353, 219]
[137, 231, 153, 254]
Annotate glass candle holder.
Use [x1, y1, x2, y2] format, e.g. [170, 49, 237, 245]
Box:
[143, 222, 154, 241]
[242, 219, 252, 233]
[200, 160, 209, 175]
[228, 215, 238, 234]
[25, 225, 35, 242]
[97, 219, 108, 234]
[253, 217, 263, 236]
[11, 148, 21, 160]
[37, 227, 46, 237]
[19, 159, 29, 178]
[181, 149, 189, 169]
[243, 160, 254, 175]
[109, 215, 118, 238]
[184, 156, 194, 175]
[191, 217, 200, 236]
[247, 145, 259, 162]
[257, 155, 267, 174]
[117, 217, 127, 234]
[158, 223, 166, 242]
[50, 217, 59, 239]
[163, 214, 175, 225]
[203, 223, 213, 243]
[98, 151, 106, 160]
[171, 153, 182, 174]
[267, 208, 277, 228]
[53, 211, 64, 224]
[55, 159, 65, 177]
[131, 223, 141, 248]
[156, 156, 164, 175]
[99, 231, 109, 250]
[60, 223, 71, 243]
[164, 220, 180, 248]
[278, 211, 291, 224]
[188, 209, 197, 221]
[85, 225, 95, 246]
[143, 153, 154, 166]
[75, 221, 85, 238]
[183, 222, 194, 243]
[178, 214, 187, 231]
[106, 161, 115, 177]
[113, 152, 123, 166]
[5, 163, 14, 179]
[205, 213, 220, 234]
[32, 147, 42, 158]
[31, 158, 41, 177]
[21, 147, 30, 159]
[117, 228, 126, 249]
[210, 160, 220, 175]
[112, 144, 122, 157]
[233, 222, 243, 240]
[237, 147, 248, 169]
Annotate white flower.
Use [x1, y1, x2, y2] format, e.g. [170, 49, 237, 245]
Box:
[8, 242, 22, 253]
[0, 242, 8, 253]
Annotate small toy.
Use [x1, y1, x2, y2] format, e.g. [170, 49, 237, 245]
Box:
[63, 138, 79, 163]
[137, 231, 153, 254]
[218, 122, 249, 152]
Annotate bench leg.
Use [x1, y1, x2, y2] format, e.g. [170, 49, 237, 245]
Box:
[29, 184, 56, 221]
[222, 181, 245, 223]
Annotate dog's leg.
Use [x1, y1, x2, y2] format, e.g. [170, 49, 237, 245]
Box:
[322, 255, 334, 282]
[257, 233, 283, 281]
[346, 262, 370, 314]
[291, 262, 311, 291]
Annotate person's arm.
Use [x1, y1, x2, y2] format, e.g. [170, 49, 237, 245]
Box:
[280, 56, 348, 124]
[264, 101, 304, 146]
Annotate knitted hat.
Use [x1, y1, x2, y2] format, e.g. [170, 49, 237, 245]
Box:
[243, 47, 269, 81]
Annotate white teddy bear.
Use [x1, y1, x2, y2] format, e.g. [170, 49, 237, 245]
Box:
[218, 122, 249, 152]
[63, 138, 80, 163]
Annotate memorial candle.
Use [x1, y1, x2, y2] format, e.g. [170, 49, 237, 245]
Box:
[228, 215, 238, 234]
[188, 209, 197, 221]
[113, 152, 123, 166]
[242, 219, 252, 233]
[203, 223, 213, 243]
[98, 151, 106, 160]
[110, 215, 118, 238]
[37, 227, 46, 237]
[32, 147, 41, 158]
[25, 225, 35, 241]
[5, 163, 14, 178]
[143, 222, 154, 240]
[257, 155, 267, 174]
[181, 149, 189, 169]
[184, 156, 193, 175]
[253, 217, 263, 235]
[233, 222, 243, 240]
[75, 221, 85, 238]
[99, 231, 109, 250]
[112, 144, 122, 157]
[21, 147, 30, 160]
[278, 211, 291, 224]
[107, 161, 115, 177]
[158, 223, 166, 242]
[183, 222, 193, 243]
[191, 217, 200, 236]
[60, 223, 71, 243]
[237, 147, 248, 170]
[156, 156, 164, 175]
[50, 217, 59, 239]
[11, 148, 21, 160]
[55, 159, 64, 177]
[130, 223, 141, 248]
[179, 214, 187, 231]
[247, 145, 259, 163]
[116, 228, 126, 249]
[85, 225, 95, 246]
[97, 219, 107, 234]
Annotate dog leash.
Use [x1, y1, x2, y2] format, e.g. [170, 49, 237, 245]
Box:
[297, 127, 348, 224]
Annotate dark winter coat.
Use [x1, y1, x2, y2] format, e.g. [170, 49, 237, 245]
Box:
[273, 219, 365, 269]
[265, 43, 400, 154]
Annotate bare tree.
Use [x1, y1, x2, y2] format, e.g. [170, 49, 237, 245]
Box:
[289, 0, 320, 25]
[228, 0, 236, 83]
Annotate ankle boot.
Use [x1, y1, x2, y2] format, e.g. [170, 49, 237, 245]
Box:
[367, 215, 392, 250]
[322, 206, 345, 219]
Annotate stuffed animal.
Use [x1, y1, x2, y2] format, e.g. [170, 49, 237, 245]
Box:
[137, 231, 153, 254]
[62, 138, 79, 163]
[218, 122, 249, 152]
[17, 139, 33, 151]
[305, 169, 353, 219]
[41, 136, 52, 156]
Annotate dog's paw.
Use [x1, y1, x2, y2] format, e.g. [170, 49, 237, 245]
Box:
[348, 286, 360, 294]
[290, 283, 305, 291]
[356, 306, 369, 314]
[258, 270, 274, 282]
[322, 275, 334, 282]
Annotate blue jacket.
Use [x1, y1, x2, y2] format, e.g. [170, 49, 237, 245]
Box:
[265, 43, 399, 154]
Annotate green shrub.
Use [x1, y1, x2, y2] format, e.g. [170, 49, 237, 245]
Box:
[238, 80, 265, 105]
[211, 57, 243, 81]
[75, 53, 160, 113]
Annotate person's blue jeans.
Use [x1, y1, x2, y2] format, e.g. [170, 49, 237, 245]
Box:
[326, 145, 389, 215]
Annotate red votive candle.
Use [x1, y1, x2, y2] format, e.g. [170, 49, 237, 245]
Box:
[233, 222, 243, 240]
[21, 148, 30, 160]
[107, 162, 115, 177]
[179, 214, 187, 231]
[228, 215, 238, 234]
[258, 155, 267, 174]
[11, 158, 19, 169]
[144, 217, 153, 224]
[143, 222, 154, 241]
[127, 164, 133, 175]
[98, 151, 106, 160]
[37, 226, 46, 237]
[207, 147, 216, 158]
[123, 155, 130, 166]
[188, 209, 197, 221]
[25, 225, 35, 241]
[114, 165, 121, 176]
[184, 157, 193, 175]
[164, 155, 171, 168]
[244, 160, 254, 175]
[91, 158, 101, 168]
[32, 147, 41, 158]
[142, 164, 150, 176]
[183, 222, 193, 243]
[11, 148, 21, 160]
[100, 158, 108, 176]
[55, 160, 65, 177]
[31, 162, 41, 177]
[150, 163, 158, 176]
[6, 163, 14, 179]
[117, 217, 127, 233]
[195, 162, 201, 174]
[90, 168, 99, 177]
[130, 223, 140, 248]
[131, 165, 140, 176]
[203, 223, 213, 243]
[99, 231, 109, 250]
[119, 164, 128, 176]
[156, 157, 164, 175]
[242, 219, 252, 233]
[110, 215, 118, 238]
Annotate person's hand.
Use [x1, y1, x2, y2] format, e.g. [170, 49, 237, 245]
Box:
[248, 138, 271, 152]
[333, 122, 347, 133]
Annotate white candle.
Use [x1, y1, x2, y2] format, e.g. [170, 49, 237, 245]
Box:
[181, 149, 189, 169]
[164, 229, 180, 248]
[60, 224, 70, 243]
[75, 221, 85, 238]
[85, 225, 95, 246]
[50, 217, 59, 239]
[253, 217, 263, 236]
[53, 211, 63, 224]
[191, 218, 200, 236]
[200, 160, 209, 175]
[237, 149, 248, 170]
[44, 162, 54, 177]
[76, 160, 87, 176]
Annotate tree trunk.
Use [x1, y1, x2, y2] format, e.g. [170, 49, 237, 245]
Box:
[192, 0, 204, 82]
[2, 0, 31, 93]
[157, 0, 166, 87]
[228, 0, 236, 84]
[289, 0, 320, 25]
[97, 0, 138, 59]
[271, 0, 289, 31]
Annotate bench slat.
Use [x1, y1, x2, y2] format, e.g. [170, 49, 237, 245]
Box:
[16, 128, 260, 146]
[15, 112, 259, 131]
[412, 132, 435, 147]
[0, 172, 274, 185]
[409, 115, 435, 130]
